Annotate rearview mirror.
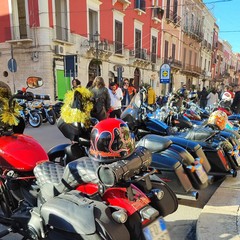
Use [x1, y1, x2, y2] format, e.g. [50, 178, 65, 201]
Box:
[26, 76, 43, 89]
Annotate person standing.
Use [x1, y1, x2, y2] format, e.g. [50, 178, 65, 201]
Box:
[71, 79, 81, 89]
[121, 78, 131, 110]
[206, 88, 218, 107]
[146, 84, 156, 107]
[231, 85, 240, 114]
[90, 76, 111, 121]
[199, 87, 208, 109]
[108, 82, 123, 118]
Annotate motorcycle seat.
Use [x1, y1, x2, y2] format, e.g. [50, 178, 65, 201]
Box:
[179, 127, 218, 141]
[34, 157, 99, 201]
[136, 134, 172, 152]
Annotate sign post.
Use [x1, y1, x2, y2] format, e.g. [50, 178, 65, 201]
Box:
[8, 45, 17, 92]
[160, 63, 171, 84]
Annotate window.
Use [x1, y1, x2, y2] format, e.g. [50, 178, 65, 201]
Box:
[55, 0, 68, 41]
[173, 0, 178, 24]
[135, 0, 146, 12]
[166, 0, 170, 19]
[172, 43, 176, 60]
[151, 36, 157, 63]
[115, 20, 123, 54]
[164, 40, 169, 59]
[135, 29, 142, 58]
[89, 9, 98, 41]
[11, 0, 28, 40]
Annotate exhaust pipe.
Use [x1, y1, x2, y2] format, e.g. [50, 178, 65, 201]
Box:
[208, 175, 214, 185]
[176, 191, 199, 201]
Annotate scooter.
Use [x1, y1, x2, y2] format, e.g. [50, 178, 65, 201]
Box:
[0, 77, 175, 239]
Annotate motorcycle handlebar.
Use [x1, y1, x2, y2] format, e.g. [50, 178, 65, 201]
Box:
[97, 146, 152, 188]
[34, 94, 50, 100]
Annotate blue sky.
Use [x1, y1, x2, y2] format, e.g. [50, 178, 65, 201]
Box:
[204, 0, 240, 53]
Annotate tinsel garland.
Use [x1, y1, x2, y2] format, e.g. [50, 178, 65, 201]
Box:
[60, 87, 93, 125]
[0, 97, 21, 126]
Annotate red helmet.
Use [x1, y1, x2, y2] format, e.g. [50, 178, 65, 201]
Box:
[89, 118, 135, 163]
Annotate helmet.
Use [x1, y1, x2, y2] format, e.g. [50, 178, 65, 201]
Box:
[188, 92, 198, 100]
[221, 92, 232, 102]
[208, 110, 228, 130]
[89, 118, 135, 163]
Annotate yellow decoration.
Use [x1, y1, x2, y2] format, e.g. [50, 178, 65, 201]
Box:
[60, 87, 93, 126]
[0, 97, 22, 126]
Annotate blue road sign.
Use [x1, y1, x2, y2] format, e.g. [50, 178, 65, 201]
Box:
[160, 63, 171, 83]
[8, 58, 17, 73]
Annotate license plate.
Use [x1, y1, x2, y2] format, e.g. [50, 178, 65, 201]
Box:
[195, 164, 208, 184]
[143, 218, 170, 240]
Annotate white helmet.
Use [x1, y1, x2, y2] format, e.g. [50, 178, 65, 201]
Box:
[222, 92, 232, 102]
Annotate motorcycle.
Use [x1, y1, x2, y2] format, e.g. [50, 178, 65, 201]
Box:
[120, 89, 238, 179]
[31, 94, 56, 125]
[0, 77, 175, 239]
[48, 108, 210, 201]
[18, 98, 43, 128]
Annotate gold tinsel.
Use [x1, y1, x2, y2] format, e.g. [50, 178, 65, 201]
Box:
[60, 87, 93, 125]
[0, 97, 22, 126]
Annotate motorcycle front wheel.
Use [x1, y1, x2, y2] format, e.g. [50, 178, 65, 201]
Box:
[28, 111, 43, 128]
[47, 109, 56, 125]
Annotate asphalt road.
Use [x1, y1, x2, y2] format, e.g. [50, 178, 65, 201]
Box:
[0, 123, 223, 239]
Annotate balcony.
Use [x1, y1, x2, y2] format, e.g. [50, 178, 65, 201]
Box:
[183, 25, 204, 42]
[114, 41, 125, 56]
[53, 25, 74, 44]
[5, 24, 33, 44]
[134, 0, 146, 15]
[163, 57, 182, 70]
[166, 10, 181, 27]
[129, 48, 151, 67]
[182, 63, 201, 76]
[152, 7, 164, 23]
[112, 0, 131, 10]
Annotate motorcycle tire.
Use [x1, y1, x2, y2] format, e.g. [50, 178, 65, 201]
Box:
[28, 112, 43, 128]
[47, 110, 56, 125]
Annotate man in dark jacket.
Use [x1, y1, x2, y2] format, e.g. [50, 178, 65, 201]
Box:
[231, 85, 240, 114]
[199, 87, 208, 109]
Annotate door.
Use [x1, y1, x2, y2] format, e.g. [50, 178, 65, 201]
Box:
[56, 69, 71, 101]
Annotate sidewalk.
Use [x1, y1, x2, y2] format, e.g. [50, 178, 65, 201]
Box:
[196, 174, 240, 240]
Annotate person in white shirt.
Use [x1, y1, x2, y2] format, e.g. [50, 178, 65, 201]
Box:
[108, 82, 123, 118]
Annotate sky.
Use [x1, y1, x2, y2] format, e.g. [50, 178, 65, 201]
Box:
[203, 0, 240, 53]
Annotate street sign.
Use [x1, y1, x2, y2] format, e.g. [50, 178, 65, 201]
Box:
[160, 63, 171, 83]
[8, 58, 17, 73]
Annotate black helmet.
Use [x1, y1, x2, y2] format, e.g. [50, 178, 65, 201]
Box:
[89, 118, 135, 163]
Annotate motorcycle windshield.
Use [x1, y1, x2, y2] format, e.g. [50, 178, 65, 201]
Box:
[120, 93, 141, 121]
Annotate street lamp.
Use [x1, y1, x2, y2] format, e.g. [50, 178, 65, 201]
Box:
[89, 31, 100, 76]
[93, 31, 100, 76]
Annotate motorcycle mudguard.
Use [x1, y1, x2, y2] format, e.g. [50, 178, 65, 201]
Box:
[134, 176, 178, 217]
[167, 136, 211, 173]
[40, 190, 130, 239]
[47, 143, 70, 162]
[0, 134, 48, 171]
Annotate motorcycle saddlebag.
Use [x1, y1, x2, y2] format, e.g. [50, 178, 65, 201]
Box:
[167, 136, 211, 173]
[151, 153, 193, 193]
[40, 190, 130, 239]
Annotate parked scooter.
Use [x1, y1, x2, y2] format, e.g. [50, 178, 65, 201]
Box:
[0, 77, 175, 239]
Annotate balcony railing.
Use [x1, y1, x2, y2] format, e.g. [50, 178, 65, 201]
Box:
[182, 64, 201, 74]
[55, 25, 69, 42]
[166, 10, 181, 26]
[114, 41, 124, 55]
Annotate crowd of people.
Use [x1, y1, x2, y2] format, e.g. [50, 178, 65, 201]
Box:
[68, 76, 240, 123]
[69, 76, 157, 122]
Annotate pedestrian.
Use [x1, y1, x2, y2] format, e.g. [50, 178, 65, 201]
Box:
[90, 76, 111, 121]
[128, 78, 137, 100]
[146, 84, 156, 107]
[199, 87, 208, 109]
[108, 82, 123, 118]
[206, 88, 218, 107]
[121, 78, 131, 110]
[71, 79, 81, 89]
[231, 85, 240, 114]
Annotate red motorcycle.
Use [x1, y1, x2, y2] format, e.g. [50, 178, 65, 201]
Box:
[0, 78, 177, 239]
